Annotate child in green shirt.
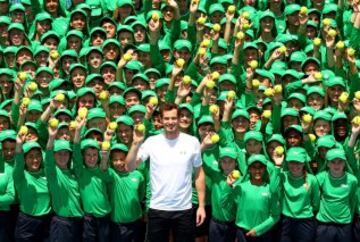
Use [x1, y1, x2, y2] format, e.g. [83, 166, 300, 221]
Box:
[316, 148, 357, 242]
[222, 154, 280, 242]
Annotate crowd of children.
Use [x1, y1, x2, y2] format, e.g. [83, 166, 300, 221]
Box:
[1, 0, 360, 241]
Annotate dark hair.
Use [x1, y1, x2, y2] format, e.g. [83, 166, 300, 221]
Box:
[159, 102, 179, 118]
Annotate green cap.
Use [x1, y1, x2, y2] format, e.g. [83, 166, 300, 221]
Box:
[54, 140, 72, 152]
[219, 73, 236, 85]
[219, 147, 237, 160]
[197, 115, 214, 126]
[281, 108, 299, 118]
[307, 86, 325, 97]
[284, 4, 301, 16]
[116, 115, 134, 126]
[286, 147, 306, 163]
[244, 131, 263, 143]
[231, 109, 249, 120]
[128, 104, 146, 115]
[267, 134, 285, 145]
[173, 40, 192, 52]
[80, 138, 100, 150]
[288, 93, 306, 104]
[332, 112, 347, 122]
[23, 142, 42, 154]
[155, 78, 170, 89]
[326, 148, 346, 161]
[179, 103, 194, 114]
[0, 130, 17, 142]
[285, 124, 303, 135]
[111, 143, 129, 153]
[109, 95, 125, 106]
[77, 87, 96, 98]
[87, 108, 106, 120]
[313, 110, 332, 122]
[317, 135, 336, 149]
[248, 154, 268, 166]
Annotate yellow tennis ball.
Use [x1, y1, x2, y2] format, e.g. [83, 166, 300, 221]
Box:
[201, 39, 210, 48]
[347, 48, 356, 57]
[355, 91, 360, 100]
[274, 85, 283, 94]
[99, 91, 109, 101]
[149, 97, 158, 106]
[136, 124, 145, 132]
[336, 41, 345, 49]
[339, 92, 349, 103]
[264, 88, 274, 97]
[55, 93, 65, 102]
[352, 116, 360, 125]
[78, 107, 88, 119]
[206, 80, 216, 89]
[50, 50, 59, 59]
[231, 170, 241, 179]
[262, 110, 272, 119]
[209, 104, 219, 114]
[176, 58, 185, 68]
[212, 24, 221, 32]
[227, 90, 236, 99]
[18, 126, 28, 136]
[22, 97, 30, 107]
[108, 122, 118, 131]
[69, 121, 77, 130]
[198, 48, 206, 56]
[300, 6, 308, 14]
[242, 23, 251, 30]
[28, 82, 38, 92]
[322, 18, 331, 26]
[122, 53, 133, 61]
[308, 134, 316, 142]
[252, 79, 260, 88]
[303, 114, 313, 123]
[313, 38, 322, 46]
[211, 71, 220, 81]
[49, 118, 59, 128]
[152, 12, 160, 21]
[249, 60, 258, 69]
[242, 11, 250, 19]
[236, 31, 245, 40]
[275, 146, 284, 156]
[279, 46, 287, 54]
[327, 29, 337, 37]
[314, 72, 323, 81]
[227, 5, 236, 14]
[18, 71, 27, 81]
[101, 141, 111, 151]
[183, 75, 192, 85]
[211, 134, 220, 144]
[197, 16, 206, 25]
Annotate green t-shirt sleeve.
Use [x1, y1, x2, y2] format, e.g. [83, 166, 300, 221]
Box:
[11, 102, 20, 129]
[0, 167, 15, 206]
[44, 149, 56, 179]
[253, 190, 280, 236]
[13, 152, 25, 182]
[72, 143, 84, 177]
[150, 43, 165, 74]
[311, 175, 320, 213]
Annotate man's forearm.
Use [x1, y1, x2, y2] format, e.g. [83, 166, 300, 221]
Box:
[195, 166, 206, 207]
[126, 142, 142, 171]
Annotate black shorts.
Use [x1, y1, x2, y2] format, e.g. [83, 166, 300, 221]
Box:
[192, 204, 211, 237]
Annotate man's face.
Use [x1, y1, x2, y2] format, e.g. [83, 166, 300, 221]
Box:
[161, 109, 179, 135]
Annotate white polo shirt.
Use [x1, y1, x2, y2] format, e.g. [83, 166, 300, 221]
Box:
[137, 132, 202, 211]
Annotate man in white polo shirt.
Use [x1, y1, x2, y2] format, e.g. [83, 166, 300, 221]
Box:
[125, 102, 206, 242]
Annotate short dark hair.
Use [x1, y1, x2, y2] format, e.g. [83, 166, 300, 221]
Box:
[159, 102, 179, 118]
